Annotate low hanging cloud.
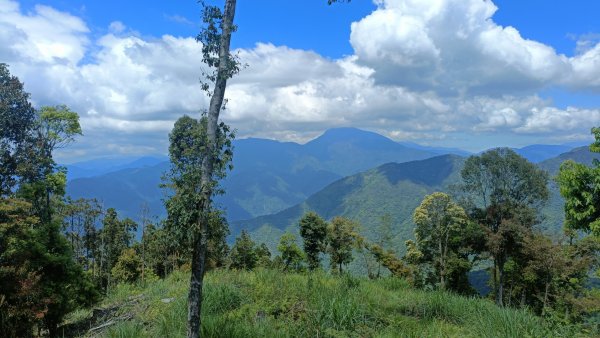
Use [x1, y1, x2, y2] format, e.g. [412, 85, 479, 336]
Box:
[0, 0, 599, 160]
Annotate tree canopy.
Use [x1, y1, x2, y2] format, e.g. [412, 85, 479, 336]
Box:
[299, 211, 328, 270]
[557, 128, 600, 236]
[461, 148, 549, 305]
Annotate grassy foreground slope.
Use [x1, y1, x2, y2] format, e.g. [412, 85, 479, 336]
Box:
[64, 270, 584, 338]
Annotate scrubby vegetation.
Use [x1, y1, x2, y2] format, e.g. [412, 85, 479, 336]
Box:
[63, 269, 589, 338]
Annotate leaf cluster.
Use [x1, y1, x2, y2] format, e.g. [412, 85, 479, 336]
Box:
[299, 211, 328, 270]
[196, 1, 243, 94]
[164, 115, 234, 242]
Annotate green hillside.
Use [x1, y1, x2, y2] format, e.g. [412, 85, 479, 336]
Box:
[236, 148, 600, 253]
[61, 269, 583, 338]
[233, 155, 465, 253]
[539, 146, 600, 173]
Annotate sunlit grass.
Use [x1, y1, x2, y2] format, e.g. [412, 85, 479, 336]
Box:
[83, 268, 585, 338]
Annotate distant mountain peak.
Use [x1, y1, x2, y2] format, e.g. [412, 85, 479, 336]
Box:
[320, 127, 386, 138]
[307, 127, 398, 147]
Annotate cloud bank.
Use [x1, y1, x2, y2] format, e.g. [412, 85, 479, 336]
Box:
[0, 0, 598, 160]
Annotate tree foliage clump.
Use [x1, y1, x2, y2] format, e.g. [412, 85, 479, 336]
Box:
[512, 233, 600, 319]
[557, 127, 600, 236]
[229, 230, 258, 270]
[327, 217, 358, 274]
[111, 248, 143, 284]
[299, 211, 328, 270]
[0, 199, 46, 336]
[98, 208, 137, 290]
[277, 232, 305, 272]
[368, 243, 411, 279]
[0, 64, 96, 336]
[255, 243, 272, 268]
[460, 148, 549, 305]
[410, 192, 482, 293]
[164, 115, 233, 258]
[0, 63, 36, 196]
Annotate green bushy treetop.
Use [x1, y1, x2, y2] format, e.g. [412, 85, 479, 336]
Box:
[412, 192, 469, 291]
[557, 127, 600, 236]
[327, 217, 358, 274]
[461, 148, 549, 306]
[277, 232, 305, 272]
[111, 248, 143, 284]
[229, 230, 258, 270]
[299, 211, 328, 270]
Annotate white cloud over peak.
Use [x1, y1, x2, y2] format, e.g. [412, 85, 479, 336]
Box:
[0, 0, 598, 160]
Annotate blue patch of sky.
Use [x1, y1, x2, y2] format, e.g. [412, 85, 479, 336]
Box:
[539, 87, 600, 110]
[17, 0, 376, 59]
[491, 0, 599, 111]
[492, 0, 599, 57]
[16, 1, 599, 62]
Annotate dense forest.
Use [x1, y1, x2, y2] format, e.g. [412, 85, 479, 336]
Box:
[1, 0, 600, 337]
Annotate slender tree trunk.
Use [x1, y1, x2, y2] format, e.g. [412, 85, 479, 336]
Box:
[496, 255, 504, 306]
[492, 259, 497, 300]
[507, 283, 513, 307]
[187, 229, 208, 338]
[361, 249, 373, 279]
[440, 231, 449, 291]
[187, 1, 237, 338]
[141, 216, 145, 284]
[542, 281, 550, 316]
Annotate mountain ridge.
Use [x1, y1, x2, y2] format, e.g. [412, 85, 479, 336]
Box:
[234, 147, 600, 253]
[65, 128, 591, 235]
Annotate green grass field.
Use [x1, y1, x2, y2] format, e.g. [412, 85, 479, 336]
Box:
[64, 269, 588, 338]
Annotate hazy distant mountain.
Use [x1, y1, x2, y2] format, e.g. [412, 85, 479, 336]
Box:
[66, 127, 592, 238]
[66, 128, 441, 223]
[64, 155, 168, 180]
[538, 146, 599, 173]
[397, 141, 471, 156]
[66, 162, 169, 221]
[514, 144, 573, 163]
[301, 128, 436, 176]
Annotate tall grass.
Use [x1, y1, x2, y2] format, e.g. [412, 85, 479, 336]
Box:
[90, 269, 585, 338]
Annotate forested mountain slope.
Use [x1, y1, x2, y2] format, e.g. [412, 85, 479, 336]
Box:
[67, 128, 437, 222]
[236, 147, 600, 252]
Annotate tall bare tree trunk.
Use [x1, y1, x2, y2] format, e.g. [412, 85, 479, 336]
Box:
[542, 281, 550, 316]
[496, 255, 505, 306]
[438, 238, 445, 290]
[187, 1, 237, 337]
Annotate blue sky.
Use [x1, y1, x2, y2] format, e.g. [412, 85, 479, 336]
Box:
[15, 0, 599, 58]
[15, 0, 378, 57]
[1, 0, 599, 160]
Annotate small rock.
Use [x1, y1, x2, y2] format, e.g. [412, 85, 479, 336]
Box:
[161, 297, 175, 303]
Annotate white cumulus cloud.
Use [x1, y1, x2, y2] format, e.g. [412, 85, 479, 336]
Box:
[0, 0, 598, 160]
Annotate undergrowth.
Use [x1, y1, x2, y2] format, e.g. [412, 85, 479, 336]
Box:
[64, 268, 588, 338]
